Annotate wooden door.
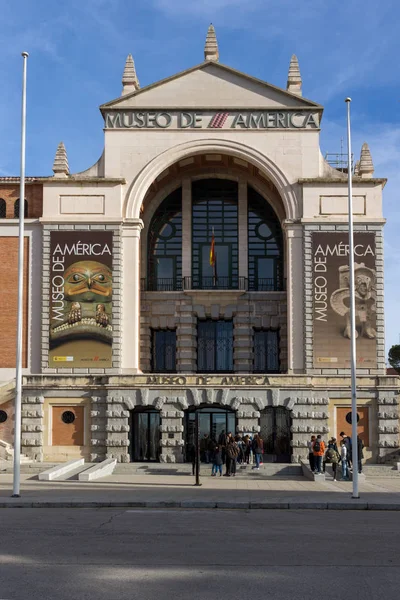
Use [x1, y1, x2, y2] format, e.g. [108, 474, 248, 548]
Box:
[336, 406, 369, 448]
[52, 406, 84, 446]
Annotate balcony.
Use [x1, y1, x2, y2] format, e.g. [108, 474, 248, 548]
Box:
[141, 277, 286, 292]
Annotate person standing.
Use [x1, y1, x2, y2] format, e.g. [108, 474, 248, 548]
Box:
[211, 445, 223, 477]
[252, 434, 264, 470]
[308, 435, 316, 473]
[312, 435, 325, 474]
[340, 432, 352, 469]
[243, 435, 251, 465]
[357, 436, 364, 474]
[323, 442, 340, 481]
[225, 437, 239, 477]
[218, 430, 227, 465]
[340, 439, 350, 480]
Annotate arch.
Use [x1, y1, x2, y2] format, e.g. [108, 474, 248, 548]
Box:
[124, 138, 298, 221]
[147, 187, 182, 290]
[14, 198, 28, 218]
[0, 199, 6, 218]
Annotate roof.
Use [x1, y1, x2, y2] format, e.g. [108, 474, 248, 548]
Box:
[100, 60, 323, 112]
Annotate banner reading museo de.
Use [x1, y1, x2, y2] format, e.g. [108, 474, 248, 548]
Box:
[49, 231, 113, 368]
[312, 232, 377, 369]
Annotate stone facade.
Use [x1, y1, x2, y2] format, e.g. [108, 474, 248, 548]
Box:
[0, 27, 399, 465]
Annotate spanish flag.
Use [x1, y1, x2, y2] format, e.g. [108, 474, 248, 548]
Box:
[209, 229, 216, 267]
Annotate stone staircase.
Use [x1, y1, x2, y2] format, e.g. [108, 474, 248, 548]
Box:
[114, 462, 303, 478]
[0, 440, 32, 465]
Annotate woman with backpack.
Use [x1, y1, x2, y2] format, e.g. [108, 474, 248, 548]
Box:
[252, 434, 264, 470]
[323, 438, 340, 481]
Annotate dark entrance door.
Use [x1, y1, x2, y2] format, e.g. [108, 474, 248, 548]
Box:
[185, 405, 236, 462]
[130, 409, 160, 462]
[260, 407, 292, 463]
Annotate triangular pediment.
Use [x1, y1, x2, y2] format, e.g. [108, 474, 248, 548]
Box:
[100, 62, 322, 111]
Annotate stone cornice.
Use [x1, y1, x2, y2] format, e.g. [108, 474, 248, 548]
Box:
[299, 177, 387, 188]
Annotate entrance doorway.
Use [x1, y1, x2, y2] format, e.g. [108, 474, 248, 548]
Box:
[260, 407, 292, 463]
[129, 408, 160, 462]
[185, 405, 236, 462]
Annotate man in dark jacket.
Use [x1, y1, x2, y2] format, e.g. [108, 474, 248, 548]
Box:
[357, 436, 364, 474]
[340, 432, 352, 468]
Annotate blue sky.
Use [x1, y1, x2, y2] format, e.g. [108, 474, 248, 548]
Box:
[1, 0, 399, 357]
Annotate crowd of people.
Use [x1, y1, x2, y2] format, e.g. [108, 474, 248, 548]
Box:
[307, 431, 364, 480]
[192, 431, 264, 477]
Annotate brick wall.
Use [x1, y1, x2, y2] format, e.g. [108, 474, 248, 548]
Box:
[0, 183, 43, 219]
[0, 237, 29, 367]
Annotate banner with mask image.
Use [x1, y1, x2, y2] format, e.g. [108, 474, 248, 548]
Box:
[49, 231, 113, 368]
[312, 232, 377, 369]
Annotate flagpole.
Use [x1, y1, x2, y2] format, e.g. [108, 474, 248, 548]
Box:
[345, 97, 359, 499]
[12, 51, 29, 498]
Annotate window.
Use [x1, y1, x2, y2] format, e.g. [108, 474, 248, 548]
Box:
[197, 320, 233, 372]
[147, 188, 182, 290]
[152, 330, 176, 372]
[192, 179, 238, 289]
[14, 198, 28, 218]
[253, 329, 280, 373]
[248, 187, 283, 291]
[0, 199, 6, 218]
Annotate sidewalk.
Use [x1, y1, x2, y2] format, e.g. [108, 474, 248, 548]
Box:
[1, 472, 400, 510]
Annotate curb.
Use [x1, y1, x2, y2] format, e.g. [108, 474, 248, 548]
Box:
[0, 500, 399, 510]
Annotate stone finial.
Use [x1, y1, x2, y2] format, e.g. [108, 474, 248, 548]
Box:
[286, 54, 302, 96]
[52, 142, 69, 178]
[122, 54, 140, 95]
[359, 142, 374, 177]
[204, 23, 219, 62]
[354, 160, 360, 176]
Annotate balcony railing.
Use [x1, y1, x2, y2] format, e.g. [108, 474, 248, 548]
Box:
[184, 276, 247, 291]
[141, 277, 286, 292]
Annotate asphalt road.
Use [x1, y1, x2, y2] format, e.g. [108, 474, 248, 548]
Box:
[1, 508, 400, 599]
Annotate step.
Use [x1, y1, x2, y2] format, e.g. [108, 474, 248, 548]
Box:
[114, 462, 303, 478]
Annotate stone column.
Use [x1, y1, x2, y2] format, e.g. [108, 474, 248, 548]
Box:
[121, 220, 143, 373]
[284, 223, 304, 374]
[377, 391, 399, 463]
[160, 403, 185, 463]
[181, 177, 192, 281]
[21, 395, 44, 462]
[105, 395, 130, 462]
[238, 180, 248, 280]
[290, 395, 329, 463]
[90, 396, 107, 462]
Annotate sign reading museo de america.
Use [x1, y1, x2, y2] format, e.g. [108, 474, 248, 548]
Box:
[104, 110, 319, 130]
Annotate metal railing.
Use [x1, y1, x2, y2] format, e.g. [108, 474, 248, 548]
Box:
[141, 277, 286, 292]
[183, 276, 247, 291]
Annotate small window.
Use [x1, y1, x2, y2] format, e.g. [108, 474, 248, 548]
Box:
[253, 329, 280, 373]
[14, 198, 28, 218]
[152, 330, 176, 372]
[0, 199, 6, 218]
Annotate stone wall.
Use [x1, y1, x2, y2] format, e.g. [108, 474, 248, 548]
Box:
[140, 292, 287, 374]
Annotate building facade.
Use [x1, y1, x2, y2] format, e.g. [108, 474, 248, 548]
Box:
[0, 26, 399, 465]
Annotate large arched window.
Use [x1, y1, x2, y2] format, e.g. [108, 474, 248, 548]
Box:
[147, 188, 182, 290]
[14, 198, 28, 218]
[248, 187, 283, 291]
[0, 199, 6, 218]
[192, 179, 238, 289]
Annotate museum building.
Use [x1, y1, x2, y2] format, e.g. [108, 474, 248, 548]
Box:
[0, 26, 399, 465]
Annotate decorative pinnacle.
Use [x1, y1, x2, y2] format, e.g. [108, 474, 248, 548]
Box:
[122, 54, 140, 95]
[359, 142, 374, 177]
[354, 160, 360, 176]
[52, 142, 69, 178]
[286, 54, 302, 96]
[204, 23, 219, 62]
